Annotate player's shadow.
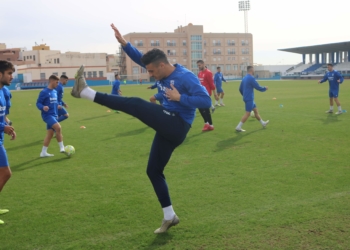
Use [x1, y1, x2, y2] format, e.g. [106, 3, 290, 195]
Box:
[315, 114, 341, 125]
[182, 132, 204, 144]
[78, 114, 112, 121]
[143, 234, 174, 250]
[215, 129, 261, 152]
[6, 140, 42, 152]
[11, 157, 70, 172]
[102, 127, 150, 140]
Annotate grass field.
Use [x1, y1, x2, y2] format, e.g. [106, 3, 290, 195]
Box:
[1, 80, 349, 250]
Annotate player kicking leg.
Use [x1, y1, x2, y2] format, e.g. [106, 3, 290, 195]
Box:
[71, 23, 211, 233]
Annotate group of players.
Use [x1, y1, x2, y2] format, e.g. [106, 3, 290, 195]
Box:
[0, 23, 345, 230]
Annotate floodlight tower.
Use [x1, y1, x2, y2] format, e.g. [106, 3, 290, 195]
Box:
[238, 0, 250, 33]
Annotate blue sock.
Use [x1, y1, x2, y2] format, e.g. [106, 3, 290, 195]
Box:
[58, 116, 68, 123]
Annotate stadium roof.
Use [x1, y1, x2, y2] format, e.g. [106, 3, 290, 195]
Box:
[278, 41, 350, 54]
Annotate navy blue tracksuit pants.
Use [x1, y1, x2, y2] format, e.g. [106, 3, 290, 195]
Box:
[94, 92, 191, 208]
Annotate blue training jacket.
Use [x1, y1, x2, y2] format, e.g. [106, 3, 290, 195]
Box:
[111, 80, 121, 95]
[214, 72, 227, 86]
[239, 74, 267, 102]
[0, 88, 7, 146]
[320, 70, 344, 90]
[56, 82, 65, 106]
[2, 86, 11, 115]
[36, 88, 58, 118]
[122, 42, 211, 124]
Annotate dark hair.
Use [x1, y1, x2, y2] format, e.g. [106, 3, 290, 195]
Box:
[0, 60, 15, 74]
[115, 74, 119, 77]
[327, 63, 333, 67]
[197, 60, 204, 64]
[217, 67, 221, 69]
[49, 75, 59, 81]
[247, 66, 253, 72]
[141, 49, 169, 66]
[60, 75, 68, 79]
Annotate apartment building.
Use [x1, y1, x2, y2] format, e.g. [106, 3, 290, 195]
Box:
[119, 23, 253, 80]
[17, 44, 108, 81]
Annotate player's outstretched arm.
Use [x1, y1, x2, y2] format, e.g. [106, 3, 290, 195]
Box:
[319, 74, 328, 84]
[111, 23, 146, 68]
[111, 24, 127, 47]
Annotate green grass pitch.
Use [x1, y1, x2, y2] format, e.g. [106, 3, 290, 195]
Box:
[1, 80, 349, 249]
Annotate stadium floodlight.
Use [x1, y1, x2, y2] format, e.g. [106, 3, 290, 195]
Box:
[238, 0, 250, 33]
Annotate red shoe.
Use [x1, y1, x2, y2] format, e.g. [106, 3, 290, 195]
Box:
[202, 124, 214, 132]
[202, 123, 210, 131]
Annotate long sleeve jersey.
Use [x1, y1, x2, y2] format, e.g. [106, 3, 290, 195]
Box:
[122, 42, 211, 124]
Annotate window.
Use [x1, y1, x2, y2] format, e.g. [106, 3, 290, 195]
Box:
[57, 58, 60, 63]
[226, 64, 231, 71]
[211, 65, 216, 71]
[190, 35, 202, 41]
[183, 40, 187, 46]
[213, 58, 216, 62]
[54, 59, 57, 64]
[213, 49, 221, 55]
[141, 67, 147, 73]
[52, 72, 58, 76]
[213, 40, 221, 46]
[167, 50, 176, 56]
[151, 40, 160, 46]
[30, 55, 32, 59]
[240, 64, 245, 70]
[183, 49, 187, 56]
[232, 57, 236, 61]
[40, 73, 46, 79]
[24, 57, 25, 61]
[228, 49, 236, 55]
[242, 48, 249, 54]
[219, 64, 224, 71]
[191, 51, 202, 59]
[93, 71, 97, 77]
[227, 57, 231, 61]
[134, 40, 138, 46]
[167, 40, 176, 46]
[87, 72, 92, 78]
[33, 55, 36, 61]
[241, 40, 249, 46]
[204, 40, 207, 46]
[218, 57, 221, 61]
[191, 42, 202, 50]
[227, 40, 235, 46]
[62, 72, 66, 76]
[99, 71, 103, 77]
[132, 66, 139, 75]
[233, 64, 238, 71]
[173, 59, 176, 63]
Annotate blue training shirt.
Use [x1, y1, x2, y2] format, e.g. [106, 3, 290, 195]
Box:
[55, 82, 65, 106]
[2, 86, 12, 115]
[320, 70, 344, 90]
[111, 80, 121, 95]
[36, 88, 58, 118]
[122, 42, 211, 125]
[239, 74, 267, 102]
[214, 72, 226, 86]
[0, 88, 7, 146]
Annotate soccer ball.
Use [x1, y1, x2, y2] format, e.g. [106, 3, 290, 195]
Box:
[250, 111, 255, 118]
[64, 145, 75, 156]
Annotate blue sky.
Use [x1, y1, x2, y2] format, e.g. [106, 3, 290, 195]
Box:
[1, 0, 349, 65]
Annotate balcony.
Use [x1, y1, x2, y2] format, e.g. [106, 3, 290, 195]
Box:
[151, 43, 160, 46]
[167, 43, 176, 46]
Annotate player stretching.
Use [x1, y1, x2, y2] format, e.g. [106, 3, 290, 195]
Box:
[147, 82, 164, 105]
[0, 61, 16, 225]
[197, 60, 215, 131]
[214, 66, 227, 106]
[36, 75, 65, 157]
[56, 75, 69, 123]
[318, 63, 344, 115]
[70, 23, 211, 234]
[236, 66, 269, 132]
